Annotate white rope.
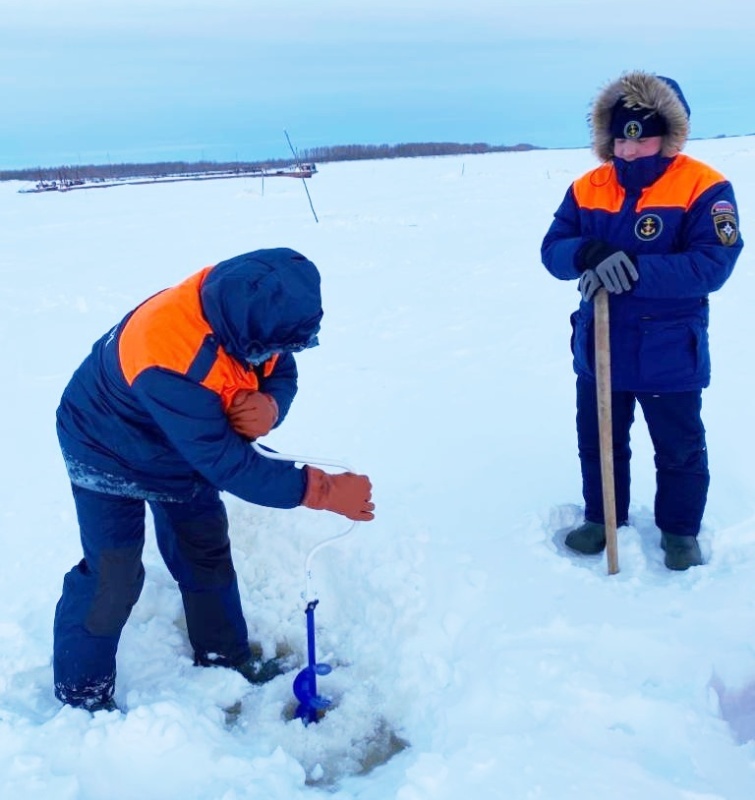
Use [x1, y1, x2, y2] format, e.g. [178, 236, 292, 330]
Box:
[251, 441, 358, 600]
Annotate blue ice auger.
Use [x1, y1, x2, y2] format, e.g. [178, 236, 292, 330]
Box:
[292, 600, 333, 724]
[251, 442, 359, 726]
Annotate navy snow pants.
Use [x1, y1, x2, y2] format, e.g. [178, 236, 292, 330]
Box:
[576, 376, 709, 537]
[53, 483, 252, 708]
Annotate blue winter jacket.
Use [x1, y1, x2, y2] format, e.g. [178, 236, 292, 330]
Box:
[57, 248, 323, 506]
[541, 153, 742, 392]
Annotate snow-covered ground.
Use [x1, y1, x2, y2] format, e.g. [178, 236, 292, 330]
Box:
[1, 138, 755, 799]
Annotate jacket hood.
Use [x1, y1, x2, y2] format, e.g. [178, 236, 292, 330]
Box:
[200, 248, 323, 364]
[590, 71, 691, 162]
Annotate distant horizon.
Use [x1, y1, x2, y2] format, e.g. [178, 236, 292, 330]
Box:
[2, 139, 543, 175]
[3, 130, 755, 176]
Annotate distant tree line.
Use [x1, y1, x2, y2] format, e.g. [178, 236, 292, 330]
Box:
[0, 141, 539, 183]
[297, 141, 538, 162]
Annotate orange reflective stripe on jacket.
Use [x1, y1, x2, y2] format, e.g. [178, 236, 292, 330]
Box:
[118, 267, 265, 410]
[573, 154, 727, 213]
[572, 163, 624, 213]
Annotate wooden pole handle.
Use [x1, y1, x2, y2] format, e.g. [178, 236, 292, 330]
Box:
[594, 289, 619, 575]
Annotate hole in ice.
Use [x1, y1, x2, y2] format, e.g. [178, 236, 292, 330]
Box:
[279, 694, 409, 786]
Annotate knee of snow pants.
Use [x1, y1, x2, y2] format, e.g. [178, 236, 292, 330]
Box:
[84, 548, 146, 636]
[53, 484, 146, 706]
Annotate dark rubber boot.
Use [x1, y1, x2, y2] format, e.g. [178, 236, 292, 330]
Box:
[234, 656, 286, 685]
[661, 532, 703, 571]
[66, 695, 120, 714]
[88, 697, 120, 713]
[565, 521, 606, 555]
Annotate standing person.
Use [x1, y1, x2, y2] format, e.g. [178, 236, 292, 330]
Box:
[541, 71, 742, 571]
[54, 248, 375, 712]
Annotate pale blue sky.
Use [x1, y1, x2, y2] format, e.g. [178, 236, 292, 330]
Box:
[2, 0, 754, 169]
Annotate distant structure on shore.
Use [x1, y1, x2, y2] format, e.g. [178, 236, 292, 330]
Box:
[18, 162, 317, 194]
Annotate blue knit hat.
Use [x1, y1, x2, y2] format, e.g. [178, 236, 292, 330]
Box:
[609, 101, 668, 139]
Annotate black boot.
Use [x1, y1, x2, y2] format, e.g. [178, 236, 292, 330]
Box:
[233, 656, 286, 685]
[564, 521, 606, 555]
[661, 532, 703, 571]
[73, 695, 120, 714]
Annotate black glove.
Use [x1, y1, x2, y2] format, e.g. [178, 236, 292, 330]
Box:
[578, 269, 601, 302]
[577, 239, 638, 295]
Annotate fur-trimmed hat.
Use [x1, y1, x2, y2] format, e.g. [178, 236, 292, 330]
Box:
[590, 71, 691, 161]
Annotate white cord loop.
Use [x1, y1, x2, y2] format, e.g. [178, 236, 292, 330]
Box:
[251, 441, 358, 600]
